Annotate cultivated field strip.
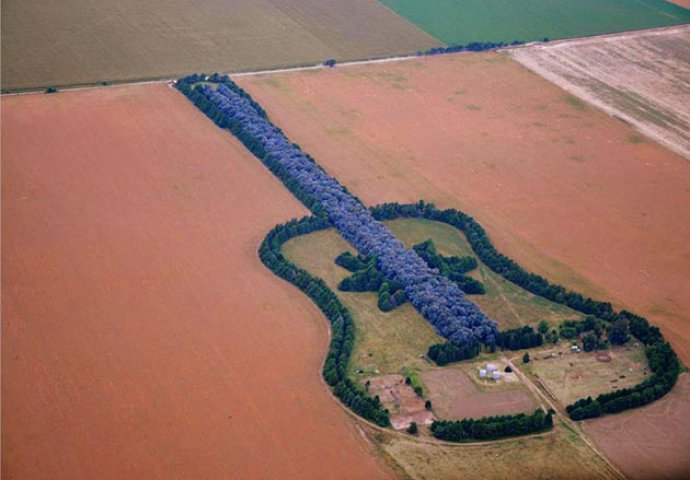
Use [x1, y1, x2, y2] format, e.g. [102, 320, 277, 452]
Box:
[0, 0, 440, 91]
[511, 26, 690, 159]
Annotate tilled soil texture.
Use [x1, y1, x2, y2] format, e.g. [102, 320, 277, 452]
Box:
[421, 368, 537, 420]
[583, 374, 690, 480]
[511, 25, 690, 159]
[0, 0, 441, 91]
[1, 84, 394, 480]
[236, 52, 690, 364]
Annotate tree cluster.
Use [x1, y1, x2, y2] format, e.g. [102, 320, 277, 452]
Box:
[495, 325, 543, 351]
[175, 74, 498, 348]
[413, 239, 485, 294]
[427, 341, 480, 366]
[431, 409, 552, 442]
[335, 252, 407, 312]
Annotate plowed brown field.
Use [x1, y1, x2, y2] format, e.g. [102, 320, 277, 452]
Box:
[1, 84, 393, 480]
[583, 374, 690, 480]
[236, 52, 690, 364]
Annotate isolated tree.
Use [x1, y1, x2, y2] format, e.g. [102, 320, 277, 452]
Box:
[523, 352, 530, 364]
[407, 422, 418, 435]
[425, 400, 432, 410]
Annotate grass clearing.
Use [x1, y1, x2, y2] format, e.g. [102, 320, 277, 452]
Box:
[283, 218, 584, 377]
[386, 218, 583, 330]
[378, 0, 690, 44]
[523, 343, 649, 406]
[282, 227, 443, 376]
[376, 424, 620, 480]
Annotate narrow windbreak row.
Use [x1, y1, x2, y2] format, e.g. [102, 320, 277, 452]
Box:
[176, 74, 497, 348]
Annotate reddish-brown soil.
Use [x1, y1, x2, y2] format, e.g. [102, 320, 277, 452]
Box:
[421, 368, 536, 419]
[583, 374, 690, 480]
[365, 375, 436, 430]
[1, 84, 393, 480]
[236, 52, 690, 363]
[668, 0, 690, 8]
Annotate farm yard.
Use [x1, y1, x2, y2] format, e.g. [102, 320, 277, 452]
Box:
[421, 366, 538, 420]
[0, 0, 440, 91]
[584, 374, 690, 480]
[523, 343, 648, 406]
[236, 49, 690, 365]
[0, 84, 394, 480]
[379, 0, 690, 44]
[511, 25, 690, 159]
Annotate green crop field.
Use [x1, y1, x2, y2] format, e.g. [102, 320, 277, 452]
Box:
[379, 0, 690, 44]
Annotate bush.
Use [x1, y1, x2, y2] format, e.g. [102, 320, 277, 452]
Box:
[522, 352, 530, 364]
[407, 422, 418, 435]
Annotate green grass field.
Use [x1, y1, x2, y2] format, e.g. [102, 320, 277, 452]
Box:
[379, 0, 690, 44]
[282, 218, 582, 377]
[386, 218, 583, 330]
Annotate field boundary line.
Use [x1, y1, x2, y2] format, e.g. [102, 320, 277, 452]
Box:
[3, 23, 688, 97]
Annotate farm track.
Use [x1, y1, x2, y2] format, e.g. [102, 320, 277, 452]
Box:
[504, 357, 627, 480]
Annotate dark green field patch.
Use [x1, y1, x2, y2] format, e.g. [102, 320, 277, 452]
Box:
[379, 0, 690, 44]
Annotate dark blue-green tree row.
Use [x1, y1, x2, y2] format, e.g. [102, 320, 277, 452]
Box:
[175, 74, 497, 347]
[431, 409, 552, 442]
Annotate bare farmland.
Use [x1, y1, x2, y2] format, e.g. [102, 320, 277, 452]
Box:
[584, 374, 690, 480]
[0, 0, 440, 91]
[1, 84, 394, 480]
[236, 52, 690, 364]
[511, 25, 690, 159]
[421, 367, 537, 420]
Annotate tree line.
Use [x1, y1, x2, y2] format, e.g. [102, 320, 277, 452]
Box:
[431, 409, 553, 442]
[420, 40, 525, 57]
[258, 216, 390, 427]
